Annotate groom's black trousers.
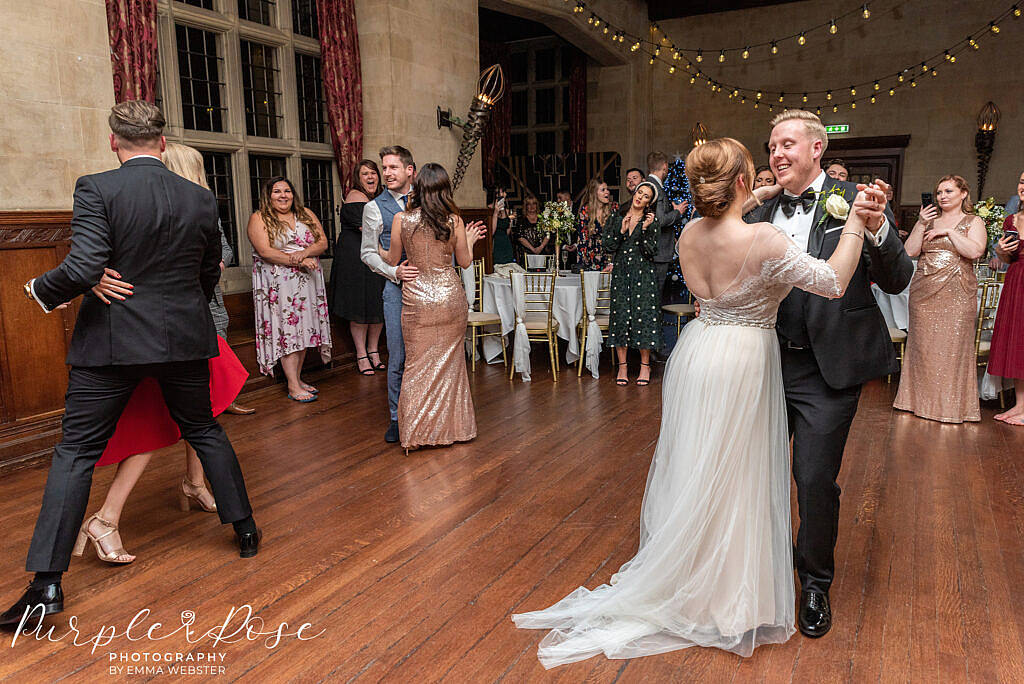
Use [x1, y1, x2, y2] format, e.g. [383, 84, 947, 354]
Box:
[781, 347, 862, 594]
[25, 361, 252, 572]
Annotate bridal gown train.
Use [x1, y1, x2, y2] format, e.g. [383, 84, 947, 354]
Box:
[513, 224, 845, 667]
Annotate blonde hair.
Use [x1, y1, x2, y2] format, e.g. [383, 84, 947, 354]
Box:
[582, 178, 610, 233]
[935, 174, 974, 215]
[769, 109, 829, 154]
[685, 138, 756, 219]
[161, 143, 209, 190]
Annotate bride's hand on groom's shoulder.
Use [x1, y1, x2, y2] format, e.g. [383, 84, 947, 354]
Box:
[753, 184, 783, 204]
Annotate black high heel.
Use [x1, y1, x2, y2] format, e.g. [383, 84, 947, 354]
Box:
[356, 356, 375, 376]
[615, 365, 629, 386]
[367, 350, 386, 370]
[636, 362, 652, 386]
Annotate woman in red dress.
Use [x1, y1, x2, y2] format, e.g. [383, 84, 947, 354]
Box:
[73, 144, 249, 564]
[990, 170, 1024, 425]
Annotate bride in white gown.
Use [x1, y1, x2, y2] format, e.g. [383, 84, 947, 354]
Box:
[513, 138, 877, 667]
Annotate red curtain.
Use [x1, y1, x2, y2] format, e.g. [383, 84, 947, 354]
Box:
[105, 0, 158, 103]
[480, 41, 511, 190]
[318, 0, 363, 192]
[568, 48, 587, 154]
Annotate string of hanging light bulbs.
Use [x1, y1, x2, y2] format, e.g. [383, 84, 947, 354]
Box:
[562, 1, 1021, 113]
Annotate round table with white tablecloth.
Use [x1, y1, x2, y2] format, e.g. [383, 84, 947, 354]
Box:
[480, 273, 583, 365]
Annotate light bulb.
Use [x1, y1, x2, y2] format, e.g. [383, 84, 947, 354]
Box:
[654, 46, 660, 56]
[851, 102, 857, 109]
[742, 47, 750, 59]
[603, 26, 609, 34]
[850, 86, 856, 95]
[862, 4, 871, 19]
[594, 17, 601, 27]
[874, 81, 880, 90]
[931, 68, 937, 76]
[649, 57, 655, 65]
[718, 51, 725, 63]
[696, 50, 703, 62]
[830, 20, 838, 34]
[826, 90, 832, 100]
[910, 79, 917, 87]
[898, 73, 905, 82]
[970, 37, 979, 49]
[950, 54, 956, 63]
[771, 41, 778, 54]
[921, 62, 928, 71]
[816, 107, 822, 115]
[673, 50, 680, 60]
[798, 33, 806, 45]
[889, 88, 895, 96]
[833, 105, 838, 112]
[690, 76, 696, 84]
[756, 91, 763, 100]
[870, 95, 876, 103]
[754, 103, 759, 109]
[990, 22, 1000, 34]
[1015, 5, 1021, 17]
[587, 14, 594, 24]
[802, 93, 808, 102]
[779, 94, 785, 103]
[669, 65, 676, 74]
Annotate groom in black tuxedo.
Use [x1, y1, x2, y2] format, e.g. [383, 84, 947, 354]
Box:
[1, 101, 260, 628]
[745, 110, 912, 638]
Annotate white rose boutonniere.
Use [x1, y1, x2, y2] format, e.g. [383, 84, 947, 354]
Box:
[824, 193, 850, 220]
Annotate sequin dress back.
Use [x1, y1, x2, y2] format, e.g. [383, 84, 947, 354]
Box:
[894, 217, 980, 422]
[398, 210, 477, 449]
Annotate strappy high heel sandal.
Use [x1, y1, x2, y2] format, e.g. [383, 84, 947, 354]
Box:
[179, 479, 218, 513]
[636, 362, 652, 386]
[367, 350, 387, 371]
[615, 366, 629, 386]
[72, 514, 135, 564]
[356, 355, 375, 376]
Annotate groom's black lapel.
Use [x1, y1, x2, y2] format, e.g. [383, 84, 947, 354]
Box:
[808, 177, 845, 258]
[761, 191, 784, 225]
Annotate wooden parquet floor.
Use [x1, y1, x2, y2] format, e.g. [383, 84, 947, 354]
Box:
[1, 357, 1023, 682]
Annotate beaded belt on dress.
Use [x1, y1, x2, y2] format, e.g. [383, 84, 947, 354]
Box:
[699, 317, 775, 330]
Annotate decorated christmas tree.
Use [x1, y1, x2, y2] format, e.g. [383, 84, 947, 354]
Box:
[662, 156, 696, 295]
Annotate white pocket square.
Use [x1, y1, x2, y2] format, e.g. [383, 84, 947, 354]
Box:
[824, 226, 843, 234]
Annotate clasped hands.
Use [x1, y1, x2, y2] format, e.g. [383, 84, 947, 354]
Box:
[286, 250, 319, 272]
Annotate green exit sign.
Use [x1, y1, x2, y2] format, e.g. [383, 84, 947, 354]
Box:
[825, 124, 850, 134]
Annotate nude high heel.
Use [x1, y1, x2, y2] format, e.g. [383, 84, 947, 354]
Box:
[178, 479, 217, 513]
[72, 514, 135, 564]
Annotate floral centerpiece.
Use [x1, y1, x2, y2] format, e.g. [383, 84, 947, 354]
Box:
[539, 200, 576, 271]
[973, 197, 1008, 256]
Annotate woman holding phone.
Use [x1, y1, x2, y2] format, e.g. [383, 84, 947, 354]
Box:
[895, 175, 987, 423]
[489, 187, 516, 265]
[989, 170, 1024, 424]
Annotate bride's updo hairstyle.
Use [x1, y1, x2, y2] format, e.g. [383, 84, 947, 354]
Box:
[685, 137, 756, 219]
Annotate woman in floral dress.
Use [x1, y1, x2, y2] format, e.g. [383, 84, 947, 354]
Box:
[248, 177, 333, 402]
[603, 182, 660, 386]
[576, 178, 617, 271]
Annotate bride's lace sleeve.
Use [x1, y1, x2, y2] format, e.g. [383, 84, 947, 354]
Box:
[761, 230, 843, 299]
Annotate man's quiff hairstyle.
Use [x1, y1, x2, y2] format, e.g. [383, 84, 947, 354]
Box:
[108, 100, 165, 144]
[646, 151, 669, 174]
[769, 109, 829, 154]
[379, 145, 415, 170]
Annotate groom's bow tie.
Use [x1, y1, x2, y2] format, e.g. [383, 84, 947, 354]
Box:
[779, 189, 816, 218]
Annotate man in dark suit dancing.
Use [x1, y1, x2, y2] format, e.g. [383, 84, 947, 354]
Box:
[744, 110, 913, 638]
[2, 101, 260, 627]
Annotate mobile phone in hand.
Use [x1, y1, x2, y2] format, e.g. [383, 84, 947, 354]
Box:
[921, 192, 934, 209]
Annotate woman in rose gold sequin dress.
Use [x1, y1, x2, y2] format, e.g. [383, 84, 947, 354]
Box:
[895, 175, 987, 423]
[379, 163, 484, 450]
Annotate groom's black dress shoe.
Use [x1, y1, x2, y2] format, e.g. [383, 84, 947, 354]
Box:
[798, 590, 832, 638]
[385, 420, 400, 443]
[0, 583, 64, 627]
[237, 529, 262, 558]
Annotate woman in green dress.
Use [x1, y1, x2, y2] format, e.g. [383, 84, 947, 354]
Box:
[603, 182, 660, 386]
[489, 187, 516, 265]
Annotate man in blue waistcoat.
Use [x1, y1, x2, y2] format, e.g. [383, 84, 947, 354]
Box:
[360, 145, 417, 443]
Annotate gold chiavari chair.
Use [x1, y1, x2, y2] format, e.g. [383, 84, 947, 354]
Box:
[662, 291, 697, 336]
[887, 327, 907, 383]
[577, 271, 613, 377]
[511, 272, 559, 381]
[466, 259, 506, 372]
[976, 280, 1005, 407]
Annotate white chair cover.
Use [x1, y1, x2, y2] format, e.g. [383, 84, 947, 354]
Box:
[510, 272, 532, 382]
[582, 271, 603, 379]
[462, 266, 476, 312]
[526, 254, 548, 270]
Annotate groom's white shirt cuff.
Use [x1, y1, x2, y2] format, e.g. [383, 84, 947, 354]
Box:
[28, 279, 53, 313]
[866, 218, 889, 247]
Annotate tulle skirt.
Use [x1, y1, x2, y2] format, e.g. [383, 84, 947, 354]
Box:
[513, 319, 795, 667]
